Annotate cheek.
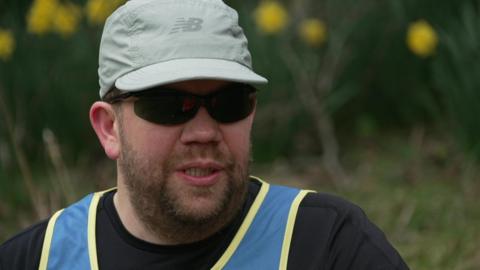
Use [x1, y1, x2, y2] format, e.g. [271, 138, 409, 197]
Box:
[141, 133, 178, 159]
[221, 122, 253, 161]
[121, 115, 181, 160]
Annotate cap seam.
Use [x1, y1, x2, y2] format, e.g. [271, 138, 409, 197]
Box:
[125, 7, 141, 68]
[125, 57, 253, 75]
[118, 60, 266, 88]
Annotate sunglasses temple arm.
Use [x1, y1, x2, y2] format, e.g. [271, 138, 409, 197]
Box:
[103, 92, 135, 103]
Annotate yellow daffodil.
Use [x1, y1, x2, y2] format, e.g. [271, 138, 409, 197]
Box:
[0, 29, 15, 61]
[299, 19, 327, 47]
[407, 20, 438, 58]
[254, 1, 288, 34]
[27, 0, 82, 37]
[86, 0, 125, 25]
[27, 0, 59, 35]
[53, 3, 82, 37]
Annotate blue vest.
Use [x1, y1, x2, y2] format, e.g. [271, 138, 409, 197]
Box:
[38, 178, 313, 270]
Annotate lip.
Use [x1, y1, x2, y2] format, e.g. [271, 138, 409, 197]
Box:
[176, 161, 224, 187]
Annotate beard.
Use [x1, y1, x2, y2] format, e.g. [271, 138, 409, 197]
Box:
[117, 134, 249, 243]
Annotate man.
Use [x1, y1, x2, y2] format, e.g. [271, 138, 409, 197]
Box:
[0, 0, 409, 269]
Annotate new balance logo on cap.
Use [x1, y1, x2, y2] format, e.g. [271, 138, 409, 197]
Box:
[170, 17, 204, 34]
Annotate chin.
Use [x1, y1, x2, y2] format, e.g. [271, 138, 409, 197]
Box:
[168, 182, 233, 224]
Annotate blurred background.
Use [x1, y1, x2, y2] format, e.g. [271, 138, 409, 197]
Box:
[1, 0, 479, 268]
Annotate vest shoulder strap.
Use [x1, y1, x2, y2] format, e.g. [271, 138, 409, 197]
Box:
[38, 190, 109, 270]
[213, 178, 313, 270]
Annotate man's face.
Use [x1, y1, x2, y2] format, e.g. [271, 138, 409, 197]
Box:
[115, 80, 254, 237]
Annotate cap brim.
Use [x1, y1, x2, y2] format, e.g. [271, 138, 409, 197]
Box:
[115, 58, 268, 91]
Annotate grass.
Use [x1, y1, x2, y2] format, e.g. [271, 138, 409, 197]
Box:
[255, 131, 480, 270]
[1, 131, 479, 269]
[339, 176, 480, 269]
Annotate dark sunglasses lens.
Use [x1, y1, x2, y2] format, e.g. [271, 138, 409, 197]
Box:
[131, 84, 256, 125]
[134, 95, 197, 125]
[209, 87, 256, 123]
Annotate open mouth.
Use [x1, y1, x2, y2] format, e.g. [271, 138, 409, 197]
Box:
[184, 167, 217, 177]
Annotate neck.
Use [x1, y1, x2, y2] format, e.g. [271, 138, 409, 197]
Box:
[114, 187, 166, 244]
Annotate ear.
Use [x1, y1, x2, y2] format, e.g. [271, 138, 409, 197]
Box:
[90, 101, 121, 159]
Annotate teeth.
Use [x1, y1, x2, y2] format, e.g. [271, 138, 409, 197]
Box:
[185, 167, 214, 177]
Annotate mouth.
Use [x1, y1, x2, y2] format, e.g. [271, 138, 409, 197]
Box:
[177, 162, 224, 186]
[184, 167, 218, 177]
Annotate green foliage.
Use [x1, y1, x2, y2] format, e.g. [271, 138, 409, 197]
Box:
[432, 1, 480, 161]
[255, 132, 480, 270]
[0, 0, 479, 167]
[341, 177, 480, 270]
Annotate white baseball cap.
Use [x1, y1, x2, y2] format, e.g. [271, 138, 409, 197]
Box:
[98, 0, 268, 98]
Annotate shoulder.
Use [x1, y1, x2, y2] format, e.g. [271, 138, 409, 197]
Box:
[300, 191, 361, 211]
[289, 191, 409, 269]
[297, 191, 393, 235]
[299, 191, 368, 224]
[294, 191, 373, 245]
[0, 218, 48, 270]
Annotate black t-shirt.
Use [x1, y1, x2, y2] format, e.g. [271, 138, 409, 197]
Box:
[0, 180, 409, 269]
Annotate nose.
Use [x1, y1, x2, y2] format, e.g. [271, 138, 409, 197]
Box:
[180, 107, 222, 145]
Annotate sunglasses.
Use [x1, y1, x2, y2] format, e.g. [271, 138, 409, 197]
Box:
[105, 83, 257, 125]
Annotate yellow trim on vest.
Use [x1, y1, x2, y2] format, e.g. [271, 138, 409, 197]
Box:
[210, 177, 270, 270]
[279, 190, 315, 270]
[88, 188, 116, 270]
[38, 209, 65, 270]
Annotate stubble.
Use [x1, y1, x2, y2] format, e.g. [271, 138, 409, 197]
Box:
[117, 126, 249, 243]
